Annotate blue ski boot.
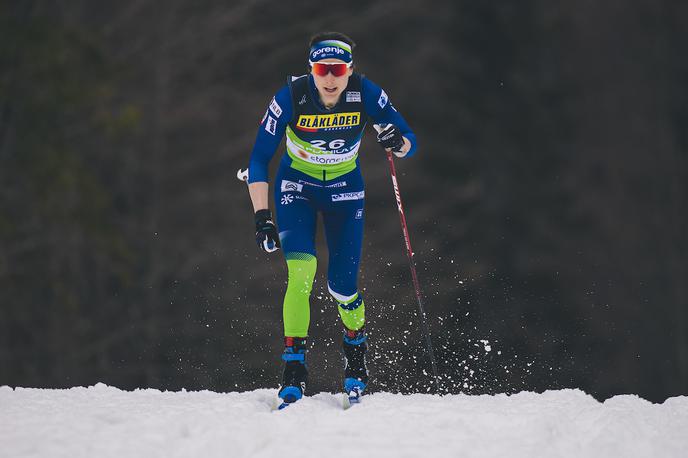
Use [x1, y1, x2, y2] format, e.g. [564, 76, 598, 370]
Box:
[342, 328, 368, 404]
[277, 337, 308, 409]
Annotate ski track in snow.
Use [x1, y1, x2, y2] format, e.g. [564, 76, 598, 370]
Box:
[1, 384, 686, 458]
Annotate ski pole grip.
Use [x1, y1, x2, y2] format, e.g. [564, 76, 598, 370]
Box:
[372, 123, 387, 134]
[373, 124, 395, 155]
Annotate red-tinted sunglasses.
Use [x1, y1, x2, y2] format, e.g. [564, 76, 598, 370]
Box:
[309, 61, 352, 77]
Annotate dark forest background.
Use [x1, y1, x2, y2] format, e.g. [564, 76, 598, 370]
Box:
[1, 1, 686, 403]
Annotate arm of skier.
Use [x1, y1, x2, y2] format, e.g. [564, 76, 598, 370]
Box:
[247, 86, 291, 206]
[361, 77, 418, 158]
[247, 85, 292, 252]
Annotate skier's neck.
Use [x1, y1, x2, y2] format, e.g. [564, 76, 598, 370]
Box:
[319, 94, 339, 110]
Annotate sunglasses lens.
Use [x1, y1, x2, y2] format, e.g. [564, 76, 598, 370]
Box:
[330, 63, 348, 77]
[312, 62, 348, 77]
[312, 62, 328, 76]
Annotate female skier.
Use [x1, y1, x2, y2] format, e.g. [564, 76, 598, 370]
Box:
[246, 31, 417, 406]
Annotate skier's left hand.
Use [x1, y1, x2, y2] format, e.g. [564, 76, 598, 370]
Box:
[255, 209, 280, 253]
[376, 124, 407, 157]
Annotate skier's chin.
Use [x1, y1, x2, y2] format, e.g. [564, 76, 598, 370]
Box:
[319, 86, 341, 106]
[322, 86, 339, 97]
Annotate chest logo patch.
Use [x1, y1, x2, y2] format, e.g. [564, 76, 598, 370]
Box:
[296, 112, 361, 132]
[346, 91, 361, 102]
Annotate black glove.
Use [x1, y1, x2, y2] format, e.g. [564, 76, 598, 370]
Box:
[376, 124, 405, 155]
[255, 209, 280, 253]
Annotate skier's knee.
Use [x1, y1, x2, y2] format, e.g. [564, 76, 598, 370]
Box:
[285, 252, 317, 291]
[329, 285, 365, 331]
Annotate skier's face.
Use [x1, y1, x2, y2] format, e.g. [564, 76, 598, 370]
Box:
[310, 58, 353, 107]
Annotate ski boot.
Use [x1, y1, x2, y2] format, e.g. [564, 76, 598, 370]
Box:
[277, 337, 308, 409]
[342, 328, 369, 404]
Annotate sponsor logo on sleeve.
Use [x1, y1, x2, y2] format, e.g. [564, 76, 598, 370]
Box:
[378, 89, 388, 109]
[346, 91, 361, 103]
[269, 97, 282, 118]
[355, 209, 363, 219]
[280, 180, 303, 192]
[265, 116, 277, 135]
[331, 191, 365, 202]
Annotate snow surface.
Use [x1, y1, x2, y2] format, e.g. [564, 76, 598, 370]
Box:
[1, 384, 687, 458]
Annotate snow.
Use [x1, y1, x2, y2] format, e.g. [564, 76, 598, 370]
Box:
[1, 384, 687, 458]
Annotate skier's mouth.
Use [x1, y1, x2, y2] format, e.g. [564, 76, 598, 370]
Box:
[324, 87, 338, 94]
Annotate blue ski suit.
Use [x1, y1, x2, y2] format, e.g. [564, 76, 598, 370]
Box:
[248, 73, 417, 337]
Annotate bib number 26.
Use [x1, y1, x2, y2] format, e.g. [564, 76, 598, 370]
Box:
[310, 139, 345, 150]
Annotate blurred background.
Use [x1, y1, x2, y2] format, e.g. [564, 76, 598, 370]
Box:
[1, 1, 686, 402]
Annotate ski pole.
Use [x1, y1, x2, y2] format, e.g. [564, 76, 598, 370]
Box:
[374, 125, 441, 393]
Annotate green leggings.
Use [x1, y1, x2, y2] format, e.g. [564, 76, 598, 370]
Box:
[283, 253, 365, 337]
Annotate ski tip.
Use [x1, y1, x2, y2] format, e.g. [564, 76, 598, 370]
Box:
[342, 393, 351, 410]
[273, 385, 303, 411]
[343, 389, 362, 409]
[273, 397, 296, 411]
[348, 390, 362, 403]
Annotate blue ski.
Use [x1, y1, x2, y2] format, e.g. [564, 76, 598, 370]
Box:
[274, 385, 302, 411]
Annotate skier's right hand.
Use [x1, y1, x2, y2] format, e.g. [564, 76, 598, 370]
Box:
[255, 209, 281, 253]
